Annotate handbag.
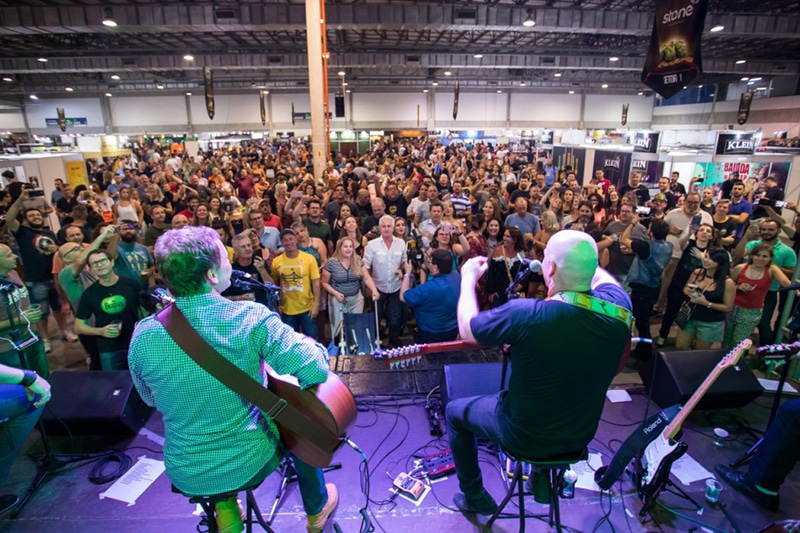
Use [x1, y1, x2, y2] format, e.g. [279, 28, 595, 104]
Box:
[675, 301, 694, 329]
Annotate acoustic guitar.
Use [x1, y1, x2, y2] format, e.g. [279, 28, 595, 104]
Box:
[266, 369, 357, 468]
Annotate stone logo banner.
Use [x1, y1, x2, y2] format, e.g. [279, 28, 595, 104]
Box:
[259, 90, 267, 126]
[641, 0, 708, 98]
[453, 81, 460, 121]
[57, 107, 67, 132]
[621, 103, 629, 126]
[203, 67, 215, 120]
[737, 91, 753, 125]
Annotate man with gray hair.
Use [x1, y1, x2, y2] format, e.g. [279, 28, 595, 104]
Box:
[363, 215, 407, 347]
[446, 230, 632, 517]
[128, 226, 338, 533]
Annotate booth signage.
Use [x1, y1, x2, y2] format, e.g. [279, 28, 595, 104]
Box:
[45, 117, 87, 127]
[633, 132, 660, 153]
[716, 133, 756, 155]
[631, 159, 648, 170]
[540, 130, 554, 144]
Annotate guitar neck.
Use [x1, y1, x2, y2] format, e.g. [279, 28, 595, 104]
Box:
[376, 339, 484, 367]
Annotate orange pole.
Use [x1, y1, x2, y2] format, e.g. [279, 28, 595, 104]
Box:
[320, 0, 331, 164]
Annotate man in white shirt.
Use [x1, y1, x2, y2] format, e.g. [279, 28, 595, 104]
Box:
[408, 185, 431, 226]
[363, 215, 407, 347]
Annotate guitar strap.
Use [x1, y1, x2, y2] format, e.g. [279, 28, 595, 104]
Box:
[550, 291, 633, 328]
[155, 304, 341, 454]
[594, 404, 680, 490]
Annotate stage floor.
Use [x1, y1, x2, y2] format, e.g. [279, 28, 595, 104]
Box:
[1, 332, 798, 532]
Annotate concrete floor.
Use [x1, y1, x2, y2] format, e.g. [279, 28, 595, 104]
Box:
[1, 317, 798, 532]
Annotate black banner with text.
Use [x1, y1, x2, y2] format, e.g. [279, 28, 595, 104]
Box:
[641, 0, 708, 99]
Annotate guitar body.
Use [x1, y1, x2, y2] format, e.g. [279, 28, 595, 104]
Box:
[267, 371, 357, 468]
[638, 434, 688, 513]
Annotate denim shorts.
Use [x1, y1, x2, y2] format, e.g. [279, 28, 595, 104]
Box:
[25, 280, 61, 316]
[683, 318, 724, 343]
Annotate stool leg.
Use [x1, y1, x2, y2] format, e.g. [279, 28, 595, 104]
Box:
[245, 490, 275, 533]
[201, 501, 219, 533]
[550, 469, 564, 533]
[486, 461, 522, 528]
[518, 466, 526, 533]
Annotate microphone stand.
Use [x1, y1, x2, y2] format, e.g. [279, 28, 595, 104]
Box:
[231, 272, 281, 313]
[0, 283, 94, 518]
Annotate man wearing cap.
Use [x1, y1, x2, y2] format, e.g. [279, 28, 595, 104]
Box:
[655, 177, 676, 211]
[271, 228, 321, 338]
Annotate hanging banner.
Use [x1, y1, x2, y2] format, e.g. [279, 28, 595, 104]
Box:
[641, 0, 708, 99]
[203, 67, 215, 120]
[716, 132, 756, 155]
[737, 91, 753, 125]
[291, 102, 296, 125]
[633, 132, 660, 153]
[259, 91, 267, 126]
[453, 81, 460, 121]
[621, 103, 629, 126]
[56, 108, 67, 132]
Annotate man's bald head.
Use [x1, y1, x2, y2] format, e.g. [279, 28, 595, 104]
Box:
[543, 230, 598, 294]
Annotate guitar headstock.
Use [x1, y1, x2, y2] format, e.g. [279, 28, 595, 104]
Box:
[374, 344, 424, 369]
[719, 339, 752, 369]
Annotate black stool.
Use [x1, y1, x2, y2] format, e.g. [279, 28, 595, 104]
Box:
[173, 484, 274, 533]
[486, 447, 588, 533]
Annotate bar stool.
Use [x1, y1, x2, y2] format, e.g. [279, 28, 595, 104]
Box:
[486, 447, 588, 533]
[173, 483, 274, 533]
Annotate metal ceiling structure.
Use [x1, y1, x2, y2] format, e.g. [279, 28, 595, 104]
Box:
[0, 0, 798, 100]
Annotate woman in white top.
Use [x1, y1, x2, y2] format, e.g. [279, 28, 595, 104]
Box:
[113, 186, 143, 226]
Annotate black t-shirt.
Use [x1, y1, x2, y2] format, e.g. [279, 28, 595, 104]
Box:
[713, 217, 737, 248]
[383, 195, 409, 219]
[56, 224, 92, 245]
[618, 184, 650, 207]
[76, 277, 140, 353]
[470, 283, 631, 457]
[221, 261, 270, 306]
[56, 197, 79, 215]
[12, 225, 58, 282]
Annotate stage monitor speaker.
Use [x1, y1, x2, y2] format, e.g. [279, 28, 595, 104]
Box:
[441, 363, 511, 407]
[334, 94, 345, 118]
[639, 349, 762, 410]
[42, 371, 154, 435]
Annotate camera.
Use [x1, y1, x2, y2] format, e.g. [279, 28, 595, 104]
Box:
[407, 229, 425, 268]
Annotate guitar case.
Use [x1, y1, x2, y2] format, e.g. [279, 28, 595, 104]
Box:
[594, 404, 681, 490]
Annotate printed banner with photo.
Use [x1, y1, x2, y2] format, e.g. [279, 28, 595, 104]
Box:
[593, 150, 632, 189]
[552, 146, 587, 184]
[641, 0, 709, 98]
[693, 161, 791, 197]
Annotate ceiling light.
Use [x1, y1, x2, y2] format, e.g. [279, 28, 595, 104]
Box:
[345, 89, 351, 93]
[710, 24, 724, 32]
[37, 58, 48, 63]
[423, 89, 428, 93]
[473, 54, 483, 59]
[609, 56, 619, 62]
[432, 82, 439, 86]
[263, 90, 269, 95]
[2, 77, 12, 82]
[638, 91, 643, 95]
[30, 95, 38, 100]
[444, 71, 452, 76]
[111, 74, 120, 80]
[522, 11, 536, 27]
[342, 82, 348, 86]
[736, 59, 746, 64]
[741, 77, 750, 81]
[698, 84, 704, 88]
[554, 73, 562, 77]
[337, 71, 345, 76]
[185, 92, 192, 96]
[750, 77, 762, 81]
[183, 54, 194, 61]
[102, 7, 117, 27]
[156, 84, 165, 89]
[65, 87, 74, 92]
[568, 90, 575, 94]
[105, 92, 112, 97]
[756, 87, 767, 91]
[601, 84, 609, 88]
[747, 81, 755, 85]
[519, 82, 526, 87]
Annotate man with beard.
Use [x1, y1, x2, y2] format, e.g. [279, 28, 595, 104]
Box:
[6, 190, 72, 353]
[655, 177, 677, 211]
[509, 174, 533, 206]
[222, 233, 275, 306]
[376, 179, 416, 220]
[109, 219, 154, 290]
[565, 201, 594, 232]
[619, 171, 650, 207]
[144, 205, 170, 253]
[322, 184, 357, 227]
[728, 180, 753, 241]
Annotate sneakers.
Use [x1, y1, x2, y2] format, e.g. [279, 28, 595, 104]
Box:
[43, 338, 51, 353]
[0, 494, 19, 515]
[214, 496, 245, 533]
[714, 465, 779, 512]
[306, 483, 339, 533]
[62, 331, 79, 343]
[453, 490, 499, 515]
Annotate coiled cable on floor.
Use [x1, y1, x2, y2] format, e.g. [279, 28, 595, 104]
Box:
[88, 450, 132, 484]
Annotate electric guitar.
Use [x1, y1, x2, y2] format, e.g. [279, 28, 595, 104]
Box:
[637, 339, 752, 514]
[374, 340, 484, 369]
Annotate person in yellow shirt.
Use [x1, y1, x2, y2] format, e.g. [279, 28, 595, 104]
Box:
[271, 229, 321, 338]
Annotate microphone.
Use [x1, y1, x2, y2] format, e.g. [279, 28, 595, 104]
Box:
[0, 275, 23, 289]
[230, 270, 280, 292]
[756, 342, 800, 357]
[506, 259, 543, 299]
[521, 258, 543, 273]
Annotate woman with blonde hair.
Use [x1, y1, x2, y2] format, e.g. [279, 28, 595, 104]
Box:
[321, 237, 379, 338]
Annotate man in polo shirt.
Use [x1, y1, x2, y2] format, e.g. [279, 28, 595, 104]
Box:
[400, 249, 460, 343]
[302, 199, 333, 257]
[271, 229, 321, 338]
[734, 219, 797, 346]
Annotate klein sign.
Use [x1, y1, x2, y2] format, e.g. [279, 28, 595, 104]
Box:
[46, 117, 87, 127]
[716, 132, 756, 155]
[633, 132, 660, 153]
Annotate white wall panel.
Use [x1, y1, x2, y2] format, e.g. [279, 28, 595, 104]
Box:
[510, 93, 582, 123]
[434, 92, 507, 126]
[352, 92, 427, 124]
[191, 94, 260, 126]
[26, 98, 104, 132]
[111, 96, 188, 130]
[0, 108, 27, 130]
[584, 94, 653, 126]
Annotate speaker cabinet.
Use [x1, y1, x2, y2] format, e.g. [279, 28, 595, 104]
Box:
[441, 363, 511, 406]
[42, 371, 154, 435]
[639, 349, 762, 410]
[334, 94, 345, 117]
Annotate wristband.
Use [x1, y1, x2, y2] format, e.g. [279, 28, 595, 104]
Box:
[20, 369, 37, 387]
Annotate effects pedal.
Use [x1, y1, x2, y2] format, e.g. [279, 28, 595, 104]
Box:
[393, 472, 425, 501]
[420, 449, 455, 479]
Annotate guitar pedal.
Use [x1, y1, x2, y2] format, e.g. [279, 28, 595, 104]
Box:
[393, 472, 425, 500]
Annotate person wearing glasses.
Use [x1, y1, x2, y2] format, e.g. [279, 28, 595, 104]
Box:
[74, 249, 142, 370]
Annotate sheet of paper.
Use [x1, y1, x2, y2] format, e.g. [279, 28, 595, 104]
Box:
[137, 427, 165, 447]
[606, 389, 632, 403]
[671, 454, 713, 486]
[757, 378, 798, 394]
[99, 456, 166, 506]
[394, 483, 431, 507]
[573, 452, 604, 492]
